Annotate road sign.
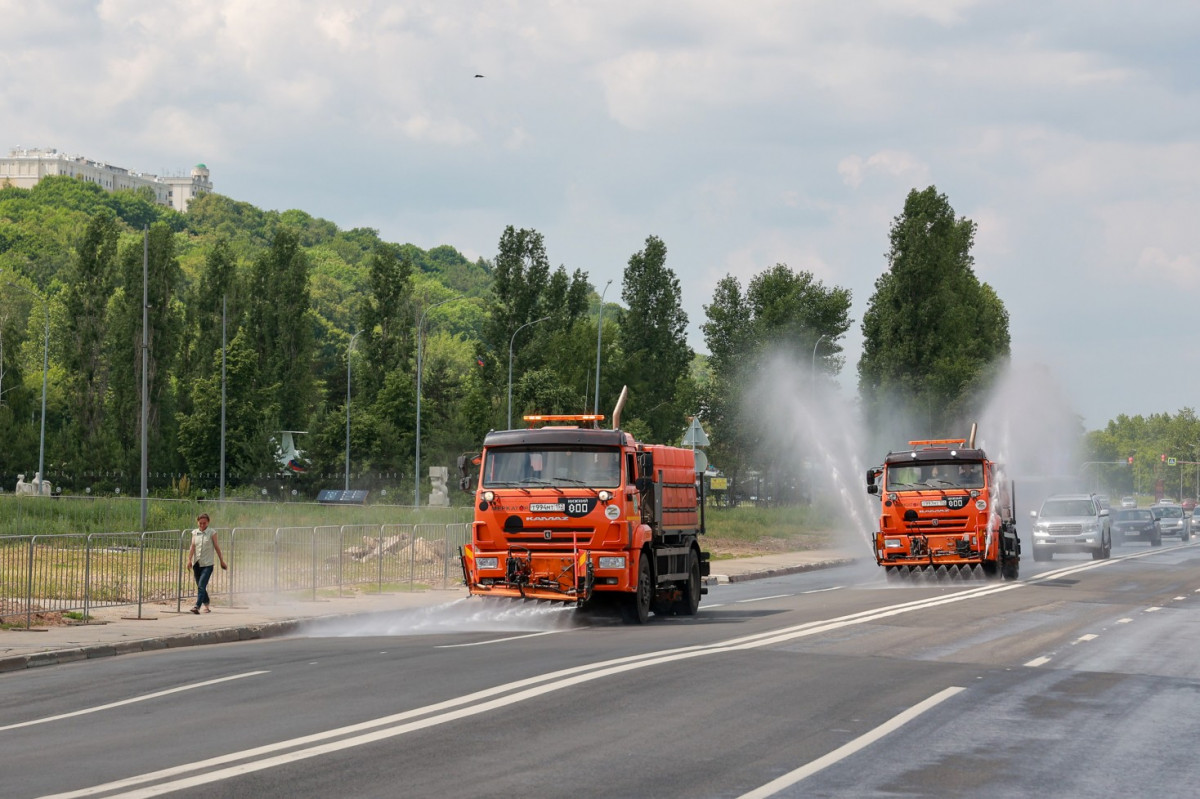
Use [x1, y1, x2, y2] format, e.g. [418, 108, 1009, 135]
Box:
[681, 417, 709, 447]
[1168, 457, 1178, 466]
[693, 450, 708, 474]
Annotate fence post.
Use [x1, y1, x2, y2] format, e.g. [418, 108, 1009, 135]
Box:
[273, 527, 280, 600]
[311, 526, 317, 602]
[137, 532, 146, 619]
[176, 530, 187, 613]
[228, 528, 237, 607]
[85, 533, 93, 622]
[25, 536, 35, 630]
[339, 525, 346, 598]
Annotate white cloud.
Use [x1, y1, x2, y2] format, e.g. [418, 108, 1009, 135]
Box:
[838, 150, 930, 188]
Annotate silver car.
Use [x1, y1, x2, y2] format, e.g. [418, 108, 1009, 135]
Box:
[1151, 503, 1191, 541]
[1030, 494, 1112, 561]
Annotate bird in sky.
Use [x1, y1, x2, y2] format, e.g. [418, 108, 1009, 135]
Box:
[474, 74, 484, 78]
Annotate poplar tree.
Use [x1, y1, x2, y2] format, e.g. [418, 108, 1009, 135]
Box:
[858, 186, 1010, 439]
[616, 235, 692, 443]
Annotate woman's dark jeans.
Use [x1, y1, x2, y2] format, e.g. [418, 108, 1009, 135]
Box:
[192, 564, 214, 607]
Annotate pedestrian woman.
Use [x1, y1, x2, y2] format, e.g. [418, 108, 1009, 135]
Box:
[186, 512, 227, 614]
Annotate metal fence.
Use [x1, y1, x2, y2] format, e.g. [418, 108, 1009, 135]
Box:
[0, 523, 472, 629]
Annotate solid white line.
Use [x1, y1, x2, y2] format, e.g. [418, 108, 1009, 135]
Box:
[436, 631, 560, 648]
[736, 686, 965, 799]
[0, 672, 268, 733]
[801, 586, 843, 594]
[1024, 656, 1051, 667]
[736, 594, 792, 604]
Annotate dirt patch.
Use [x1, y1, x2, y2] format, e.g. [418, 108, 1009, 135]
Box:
[0, 598, 71, 629]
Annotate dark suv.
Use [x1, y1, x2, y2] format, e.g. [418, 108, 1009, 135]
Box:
[1111, 507, 1161, 547]
[1030, 493, 1112, 561]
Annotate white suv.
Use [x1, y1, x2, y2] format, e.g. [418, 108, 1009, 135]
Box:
[1030, 494, 1112, 561]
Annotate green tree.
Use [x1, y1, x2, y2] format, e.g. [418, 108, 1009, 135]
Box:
[615, 235, 692, 443]
[477, 226, 589, 432]
[244, 228, 316, 429]
[358, 243, 414, 402]
[177, 327, 278, 481]
[858, 186, 1010, 441]
[106, 223, 185, 473]
[61, 210, 120, 464]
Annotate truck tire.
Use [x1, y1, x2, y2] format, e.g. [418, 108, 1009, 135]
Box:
[1001, 558, 1019, 580]
[621, 554, 652, 624]
[673, 550, 702, 616]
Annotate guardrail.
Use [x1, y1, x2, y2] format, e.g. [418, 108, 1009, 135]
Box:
[0, 523, 471, 629]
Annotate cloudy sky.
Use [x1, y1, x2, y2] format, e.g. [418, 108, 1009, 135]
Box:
[3, 0, 1198, 431]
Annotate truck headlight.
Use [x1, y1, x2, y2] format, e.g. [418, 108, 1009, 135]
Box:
[475, 557, 499, 570]
[598, 556, 626, 569]
[598, 490, 613, 501]
[884, 538, 903, 549]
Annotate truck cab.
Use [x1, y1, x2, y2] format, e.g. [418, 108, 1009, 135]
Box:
[867, 437, 1020, 580]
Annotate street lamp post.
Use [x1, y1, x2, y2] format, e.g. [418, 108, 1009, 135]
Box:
[2, 276, 49, 487]
[593, 280, 612, 416]
[811, 333, 828, 376]
[415, 296, 463, 507]
[508, 316, 550, 430]
[345, 330, 362, 491]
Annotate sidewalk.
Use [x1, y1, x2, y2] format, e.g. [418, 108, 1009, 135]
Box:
[0, 549, 856, 673]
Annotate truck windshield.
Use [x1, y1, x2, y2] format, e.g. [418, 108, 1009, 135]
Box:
[887, 461, 985, 490]
[482, 447, 621, 489]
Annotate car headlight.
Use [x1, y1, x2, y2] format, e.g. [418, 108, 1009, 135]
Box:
[598, 556, 625, 569]
[475, 557, 499, 570]
[1084, 521, 1099, 532]
[1033, 526, 1048, 537]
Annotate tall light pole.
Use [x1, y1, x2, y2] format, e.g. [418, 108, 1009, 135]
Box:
[811, 333, 828, 377]
[593, 279, 612, 415]
[415, 295, 463, 508]
[508, 316, 550, 430]
[140, 227, 149, 530]
[345, 330, 362, 491]
[2, 274, 48, 488]
[219, 295, 226, 502]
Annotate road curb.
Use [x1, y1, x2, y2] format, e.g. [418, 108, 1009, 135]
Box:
[0, 619, 305, 673]
[706, 558, 857, 585]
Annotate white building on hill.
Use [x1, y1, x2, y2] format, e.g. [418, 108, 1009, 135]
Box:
[0, 147, 212, 212]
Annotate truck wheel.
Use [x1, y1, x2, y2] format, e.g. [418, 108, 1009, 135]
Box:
[674, 550, 702, 616]
[1001, 559, 1019, 580]
[621, 554, 652, 624]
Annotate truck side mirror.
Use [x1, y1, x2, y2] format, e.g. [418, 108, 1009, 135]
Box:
[867, 484, 879, 495]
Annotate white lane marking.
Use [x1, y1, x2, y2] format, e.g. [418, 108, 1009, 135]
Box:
[0, 672, 268, 733]
[1074, 634, 1098, 643]
[1173, 596, 1186, 601]
[801, 586, 843, 594]
[52, 548, 1170, 797]
[1024, 656, 1052, 668]
[736, 594, 792, 604]
[1146, 607, 1163, 612]
[437, 631, 560, 648]
[737, 686, 965, 799]
[1117, 618, 1133, 624]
